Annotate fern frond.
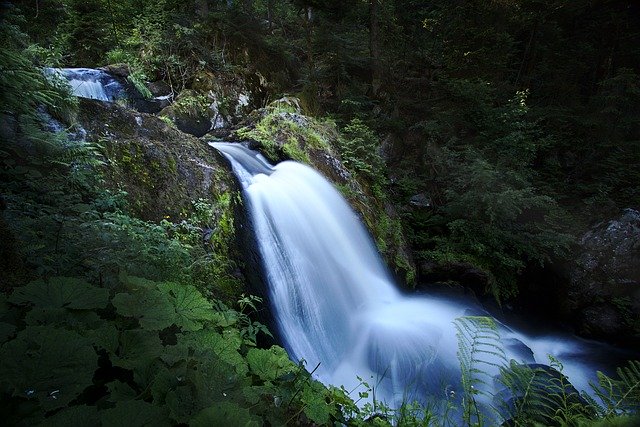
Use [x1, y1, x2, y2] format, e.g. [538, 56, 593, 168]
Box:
[591, 360, 640, 417]
[454, 316, 506, 425]
[498, 357, 596, 426]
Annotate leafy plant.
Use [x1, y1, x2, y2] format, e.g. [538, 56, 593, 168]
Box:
[587, 360, 640, 419]
[454, 316, 506, 425]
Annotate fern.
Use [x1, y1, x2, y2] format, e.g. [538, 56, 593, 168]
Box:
[454, 316, 506, 425]
[497, 356, 595, 426]
[589, 360, 640, 418]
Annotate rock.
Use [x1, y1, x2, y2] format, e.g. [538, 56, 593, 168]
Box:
[76, 98, 237, 222]
[159, 90, 213, 137]
[418, 261, 490, 293]
[578, 304, 626, 338]
[146, 80, 172, 97]
[99, 63, 130, 78]
[409, 193, 431, 208]
[569, 208, 640, 344]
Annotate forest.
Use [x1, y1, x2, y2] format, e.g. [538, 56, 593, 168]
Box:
[1, 0, 639, 425]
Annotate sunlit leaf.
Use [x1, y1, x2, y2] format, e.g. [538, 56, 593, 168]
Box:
[181, 329, 247, 375]
[247, 346, 295, 382]
[157, 282, 218, 331]
[302, 382, 333, 425]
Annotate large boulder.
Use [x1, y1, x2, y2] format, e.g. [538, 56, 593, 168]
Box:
[159, 71, 265, 137]
[76, 98, 237, 222]
[569, 208, 640, 343]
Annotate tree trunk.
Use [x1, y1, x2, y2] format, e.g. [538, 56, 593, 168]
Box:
[370, 0, 382, 96]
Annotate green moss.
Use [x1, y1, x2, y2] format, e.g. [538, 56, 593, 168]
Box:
[173, 91, 210, 118]
[237, 106, 334, 163]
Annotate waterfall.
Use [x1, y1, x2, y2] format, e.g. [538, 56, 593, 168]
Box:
[45, 68, 127, 102]
[213, 142, 624, 415]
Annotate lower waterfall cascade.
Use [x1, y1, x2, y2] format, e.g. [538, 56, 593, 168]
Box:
[212, 141, 631, 419]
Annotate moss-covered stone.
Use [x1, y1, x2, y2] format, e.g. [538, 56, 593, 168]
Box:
[76, 98, 244, 301]
[77, 98, 236, 222]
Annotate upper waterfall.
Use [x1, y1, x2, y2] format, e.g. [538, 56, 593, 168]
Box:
[212, 142, 619, 417]
[45, 68, 127, 102]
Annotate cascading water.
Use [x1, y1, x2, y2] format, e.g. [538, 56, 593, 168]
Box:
[213, 142, 626, 417]
[45, 68, 127, 102]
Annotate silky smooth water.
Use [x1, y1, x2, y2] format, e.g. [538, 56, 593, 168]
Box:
[45, 68, 126, 102]
[213, 142, 621, 415]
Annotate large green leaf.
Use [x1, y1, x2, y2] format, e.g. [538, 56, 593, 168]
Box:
[190, 402, 262, 427]
[112, 289, 175, 331]
[150, 366, 180, 404]
[9, 277, 109, 310]
[112, 329, 163, 387]
[0, 326, 98, 411]
[41, 405, 99, 427]
[301, 382, 334, 425]
[25, 307, 102, 329]
[157, 282, 220, 331]
[180, 329, 247, 376]
[84, 323, 119, 353]
[247, 346, 296, 382]
[100, 400, 170, 427]
[106, 381, 138, 403]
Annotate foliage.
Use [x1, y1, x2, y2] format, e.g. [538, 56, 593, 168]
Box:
[497, 356, 596, 426]
[454, 316, 505, 425]
[588, 360, 640, 419]
[339, 118, 386, 187]
[455, 316, 640, 427]
[0, 273, 351, 425]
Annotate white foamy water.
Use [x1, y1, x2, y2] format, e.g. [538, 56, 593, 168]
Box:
[212, 142, 627, 418]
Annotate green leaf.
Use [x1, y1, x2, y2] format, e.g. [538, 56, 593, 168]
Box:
[112, 329, 163, 386]
[181, 329, 247, 376]
[190, 402, 262, 427]
[100, 400, 170, 427]
[166, 385, 201, 424]
[41, 405, 99, 427]
[25, 307, 102, 329]
[84, 323, 119, 353]
[301, 382, 333, 425]
[247, 346, 295, 382]
[157, 282, 218, 331]
[150, 366, 179, 404]
[9, 277, 109, 310]
[107, 381, 138, 402]
[0, 326, 98, 411]
[112, 289, 175, 331]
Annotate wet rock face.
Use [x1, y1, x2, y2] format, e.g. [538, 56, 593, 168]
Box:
[76, 98, 237, 222]
[570, 208, 640, 343]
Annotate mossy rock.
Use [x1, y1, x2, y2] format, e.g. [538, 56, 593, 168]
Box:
[76, 98, 236, 223]
[159, 90, 212, 137]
